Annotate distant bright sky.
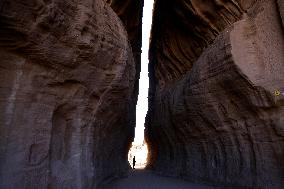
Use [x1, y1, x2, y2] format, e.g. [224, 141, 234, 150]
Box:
[134, 0, 155, 144]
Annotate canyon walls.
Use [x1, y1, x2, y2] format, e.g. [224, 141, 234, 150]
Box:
[1, 0, 283, 188]
[146, 0, 284, 188]
[0, 0, 142, 188]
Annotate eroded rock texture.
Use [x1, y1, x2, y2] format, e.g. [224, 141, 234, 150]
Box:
[0, 0, 142, 188]
[108, 0, 144, 103]
[146, 0, 284, 188]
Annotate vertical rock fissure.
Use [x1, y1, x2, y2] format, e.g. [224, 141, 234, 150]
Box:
[127, 0, 155, 169]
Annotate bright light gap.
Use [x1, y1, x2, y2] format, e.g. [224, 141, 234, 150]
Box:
[128, 0, 155, 169]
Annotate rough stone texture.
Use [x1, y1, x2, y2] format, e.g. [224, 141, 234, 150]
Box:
[149, 0, 257, 87]
[146, 0, 284, 189]
[0, 0, 142, 188]
[108, 0, 144, 103]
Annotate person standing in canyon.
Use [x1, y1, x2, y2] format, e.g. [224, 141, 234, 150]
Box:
[132, 156, 136, 169]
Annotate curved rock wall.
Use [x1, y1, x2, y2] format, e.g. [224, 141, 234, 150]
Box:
[0, 0, 142, 188]
[108, 0, 144, 103]
[146, 0, 284, 188]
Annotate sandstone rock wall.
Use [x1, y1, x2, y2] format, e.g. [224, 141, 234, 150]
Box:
[0, 0, 142, 188]
[108, 0, 144, 103]
[146, 0, 284, 188]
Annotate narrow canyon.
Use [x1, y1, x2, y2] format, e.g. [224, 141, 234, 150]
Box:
[0, 0, 283, 189]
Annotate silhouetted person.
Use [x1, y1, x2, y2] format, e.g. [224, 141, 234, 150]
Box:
[132, 156, 136, 169]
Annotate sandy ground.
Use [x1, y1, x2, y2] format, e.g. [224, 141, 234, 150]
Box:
[104, 170, 215, 189]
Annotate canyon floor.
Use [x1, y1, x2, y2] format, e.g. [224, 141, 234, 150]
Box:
[104, 170, 215, 189]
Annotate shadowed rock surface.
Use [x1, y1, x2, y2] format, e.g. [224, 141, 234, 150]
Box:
[1, 0, 284, 189]
[146, 0, 284, 189]
[108, 0, 144, 103]
[0, 0, 142, 188]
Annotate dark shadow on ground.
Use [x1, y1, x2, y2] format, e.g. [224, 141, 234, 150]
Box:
[103, 170, 215, 189]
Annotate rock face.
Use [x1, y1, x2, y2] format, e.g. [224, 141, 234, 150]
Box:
[146, 0, 284, 189]
[108, 0, 144, 103]
[0, 0, 142, 188]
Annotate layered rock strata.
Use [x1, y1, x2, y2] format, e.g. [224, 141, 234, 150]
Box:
[0, 0, 142, 188]
[146, 0, 284, 188]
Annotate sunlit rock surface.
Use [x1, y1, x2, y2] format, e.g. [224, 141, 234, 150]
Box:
[146, 0, 284, 188]
[0, 0, 142, 188]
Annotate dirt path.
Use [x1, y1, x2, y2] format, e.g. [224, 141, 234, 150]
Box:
[104, 170, 215, 189]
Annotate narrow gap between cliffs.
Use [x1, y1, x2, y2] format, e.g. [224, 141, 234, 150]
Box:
[128, 0, 155, 169]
